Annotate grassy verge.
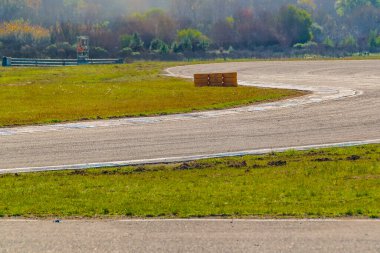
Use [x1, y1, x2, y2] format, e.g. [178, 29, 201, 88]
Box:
[0, 62, 300, 127]
[0, 144, 379, 219]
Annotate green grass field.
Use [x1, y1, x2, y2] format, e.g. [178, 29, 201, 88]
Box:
[0, 144, 379, 219]
[0, 62, 300, 127]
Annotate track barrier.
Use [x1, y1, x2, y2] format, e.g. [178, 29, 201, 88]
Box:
[2, 57, 123, 67]
[194, 72, 238, 87]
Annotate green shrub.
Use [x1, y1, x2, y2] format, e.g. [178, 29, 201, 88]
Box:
[45, 42, 76, 58]
[340, 35, 357, 49]
[323, 37, 335, 48]
[91, 47, 109, 58]
[120, 33, 144, 52]
[293, 41, 318, 49]
[368, 30, 380, 50]
[120, 47, 133, 57]
[176, 29, 210, 52]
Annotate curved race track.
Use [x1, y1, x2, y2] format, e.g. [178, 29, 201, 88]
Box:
[0, 60, 379, 173]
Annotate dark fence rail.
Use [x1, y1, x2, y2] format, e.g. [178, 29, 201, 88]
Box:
[2, 57, 123, 67]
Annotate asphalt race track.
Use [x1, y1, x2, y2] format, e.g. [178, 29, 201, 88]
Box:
[0, 219, 379, 253]
[1, 60, 380, 252]
[0, 60, 380, 173]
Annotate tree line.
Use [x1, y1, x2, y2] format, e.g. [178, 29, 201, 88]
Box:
[1, 0, 380, 59]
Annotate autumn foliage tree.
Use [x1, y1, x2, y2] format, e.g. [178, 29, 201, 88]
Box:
[0, 20, 50, 57]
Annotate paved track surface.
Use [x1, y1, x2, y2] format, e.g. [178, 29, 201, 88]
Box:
[1, 61, 380, 252]
[1, 60, 380, 172]
[1, 219, 379, 253]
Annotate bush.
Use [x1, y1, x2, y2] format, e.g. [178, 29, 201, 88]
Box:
[20, 45, 36, 58]
[160, 43, 170, 54]
[368, 30, 380, 50]
[46, 44, 58, 56]
[45, 42, 76, 58]
[120, 33, 144, 52]
[120, 47, 133, 57]
[91, 47, 109, 58]
[293, 41, 318, 49]
[149, 39, 170, 54]
[176, 29, 210, 52]
[340, 35, 357, 50]
[323, 37, 335, 48]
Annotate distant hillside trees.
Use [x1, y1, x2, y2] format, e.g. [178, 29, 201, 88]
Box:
[1, 0, 380, 59]
[0, 20, 50, 57]
[335, 0, 380, 16]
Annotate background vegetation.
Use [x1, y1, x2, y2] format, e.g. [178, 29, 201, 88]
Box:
[1, 0, 380, 59]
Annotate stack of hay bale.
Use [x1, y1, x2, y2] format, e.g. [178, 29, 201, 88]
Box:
[194, 72, 238, 87]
